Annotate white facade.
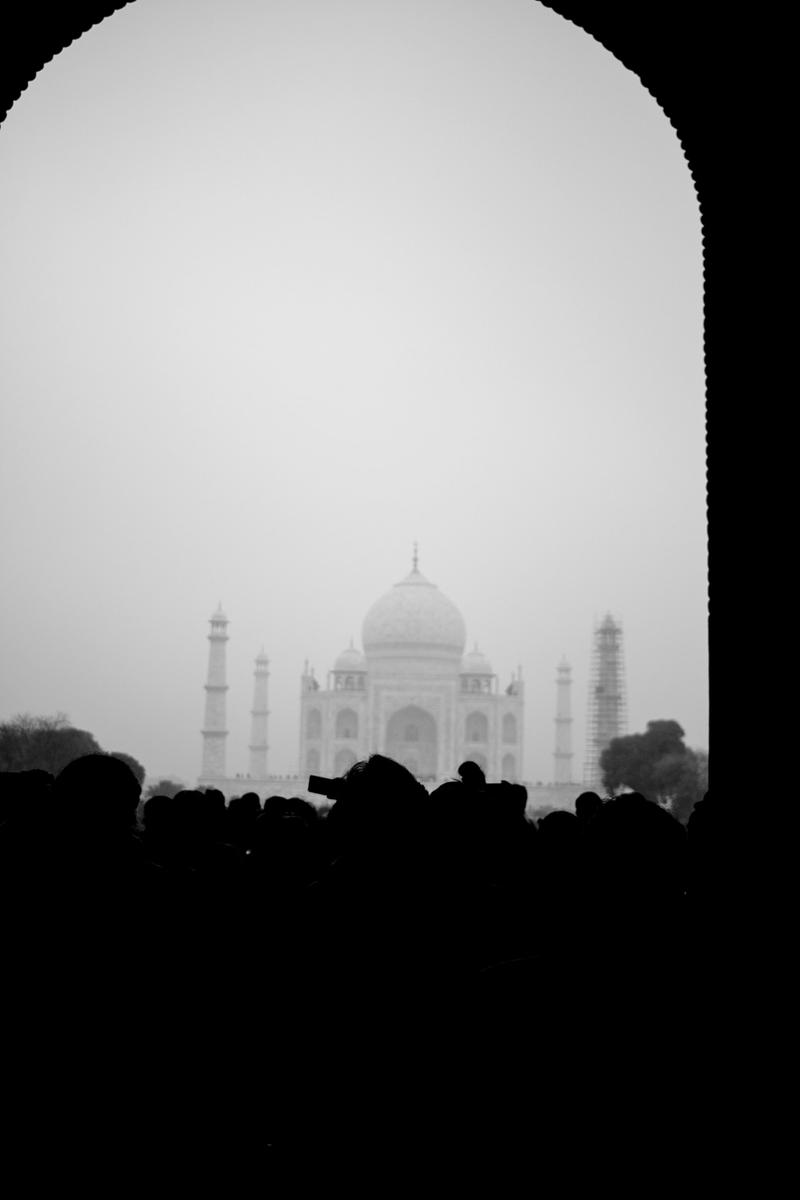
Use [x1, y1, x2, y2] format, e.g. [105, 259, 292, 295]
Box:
[198, 559, 525, 796]
[298, 561, 525, 784]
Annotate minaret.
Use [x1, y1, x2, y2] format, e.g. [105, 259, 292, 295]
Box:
[201, 603, 229, 780]
[553, 656, 574, 785]
[248, 648, 269, 780]
[513, 664, 525, 783]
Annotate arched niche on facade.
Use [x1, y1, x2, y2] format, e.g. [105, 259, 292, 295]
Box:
[385, 705, 437, 779]
[466, 711, 489, 744]
[501, 753, 516, 782]
[306, 747, 320, 773]
[306, 708, 322, 740]
[335, 708, 358, 739]
[502, 714, 517, 744]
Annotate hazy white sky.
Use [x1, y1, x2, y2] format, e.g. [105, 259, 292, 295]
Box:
[0, 0, 706, 785]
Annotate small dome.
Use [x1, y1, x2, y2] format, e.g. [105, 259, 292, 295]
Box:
[362, 566, 467, 657]
[334, 643, 366, 672]
[461, 645, 493, 675]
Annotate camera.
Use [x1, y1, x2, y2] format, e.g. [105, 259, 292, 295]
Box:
[307, 774, 347, 800]
[458, 761, 519, 797]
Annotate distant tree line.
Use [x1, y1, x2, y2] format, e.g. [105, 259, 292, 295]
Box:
[0, 713, 146, 786]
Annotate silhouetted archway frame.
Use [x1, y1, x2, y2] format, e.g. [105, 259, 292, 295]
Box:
[0, 0, 721, 779]
[0, 3, 716, 178]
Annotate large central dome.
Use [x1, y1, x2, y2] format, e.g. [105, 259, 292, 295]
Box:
[362, 564, 467, 657]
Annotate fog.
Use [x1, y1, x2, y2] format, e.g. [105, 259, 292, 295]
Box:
[0, 0, 706, 786]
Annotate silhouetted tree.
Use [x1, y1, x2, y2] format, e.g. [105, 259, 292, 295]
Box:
[601, 720, 705, 817]
[0, 713, 101, 774]
[144, 778, 184, 799]
[668, 747, 708, 825]
[109, 751, 146, 787]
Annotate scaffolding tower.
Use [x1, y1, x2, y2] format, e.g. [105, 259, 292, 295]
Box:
[583, 613, 627, 793]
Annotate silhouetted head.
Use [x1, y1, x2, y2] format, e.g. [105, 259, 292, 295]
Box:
[262, 795, 317, 827]
[228, 792, 260, 816]
[428, 780, 465, 809]
[227, 790, 262, 840]
[0, 770, 54, 832]
[327, 754, 427, 856]
[250, 800, 321, 882]
[537, 809, 579, 841]
[458, 761, 487, 790]
[189, 788, 226, 839]
[236, 791, 262, 817]
[54, 753, 141, 833]
[21, 768, 53, 792]
[590, 792, 686, 904]
[173, 789, 200, 805]
[18, 769, 54, 808]
[343, 755, 424, 802]
[575, 792, 603, 823]
[419, 779, 465, 849]
[173, 789, 204, 828]
[142, 792, 174, 833]
[499, 782, 529, 821]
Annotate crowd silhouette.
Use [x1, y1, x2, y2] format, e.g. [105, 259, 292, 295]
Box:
[1, 750, 737, 1175]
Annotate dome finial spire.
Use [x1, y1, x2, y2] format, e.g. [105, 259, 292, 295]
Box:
[412, 541, 419, 572]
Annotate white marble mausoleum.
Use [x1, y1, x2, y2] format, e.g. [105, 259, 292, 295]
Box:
[198, 553, 525, 800]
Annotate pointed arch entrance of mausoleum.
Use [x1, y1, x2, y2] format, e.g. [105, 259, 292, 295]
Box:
[385, 705, 437, 780]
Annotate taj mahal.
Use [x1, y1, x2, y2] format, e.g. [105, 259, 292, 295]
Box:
[198, 552, 581, 809]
